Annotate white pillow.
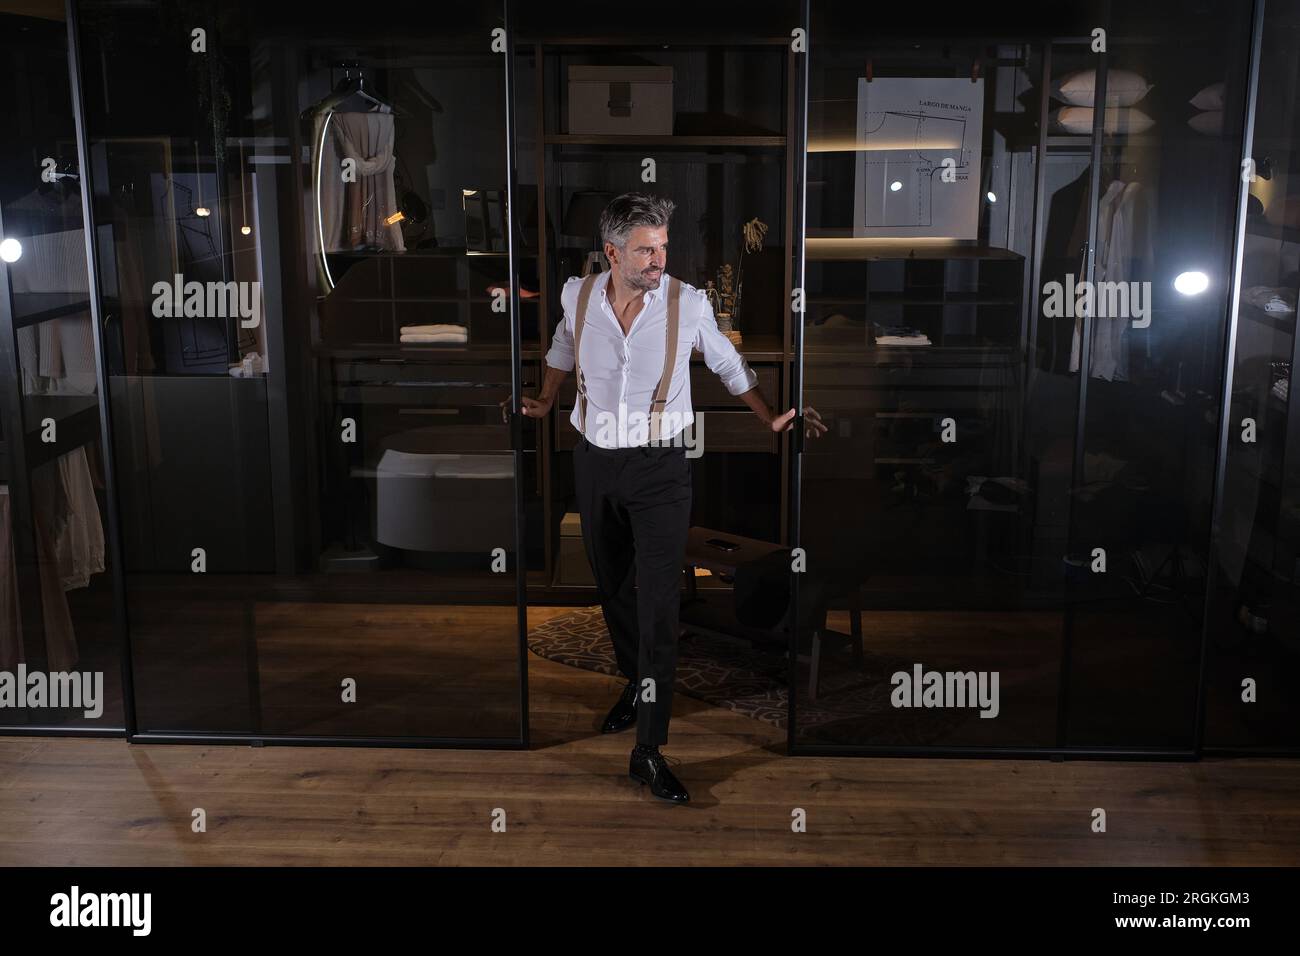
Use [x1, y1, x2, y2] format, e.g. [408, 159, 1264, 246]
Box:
[1054, 69, 1152, 107]
[1053, 106, 1156, 134]
[1187, 110, 1223, 135]
[1189, 82, 1224, 110]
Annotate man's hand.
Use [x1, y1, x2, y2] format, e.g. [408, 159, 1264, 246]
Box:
[770, 405, 828, 438]
[499, 392, 555, 424]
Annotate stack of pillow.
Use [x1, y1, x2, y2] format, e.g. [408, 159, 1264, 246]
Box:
[1187, 82, 1224, 135]
[1051, 68, 1155, 135]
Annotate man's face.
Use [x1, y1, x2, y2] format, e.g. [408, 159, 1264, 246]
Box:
[607, 225, 667, 292]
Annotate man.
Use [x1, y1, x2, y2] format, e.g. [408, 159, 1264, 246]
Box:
[520, 192, 826, 804]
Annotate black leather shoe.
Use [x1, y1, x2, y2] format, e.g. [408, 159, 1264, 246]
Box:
[629, 744, 690, 804]
[600, 680, 637, 734]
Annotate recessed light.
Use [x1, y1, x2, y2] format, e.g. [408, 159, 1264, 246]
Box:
[1174, 271, 1209, 295]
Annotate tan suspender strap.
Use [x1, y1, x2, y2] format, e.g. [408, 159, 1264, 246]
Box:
[649, 277, 682, 442]
[572, 273, 598, 435]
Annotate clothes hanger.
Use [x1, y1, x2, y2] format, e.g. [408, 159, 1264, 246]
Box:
[303, 65, 402, 119]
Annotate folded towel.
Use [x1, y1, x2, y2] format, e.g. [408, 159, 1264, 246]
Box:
[400, 323, 467, 335]
[401, 332, 467, 343]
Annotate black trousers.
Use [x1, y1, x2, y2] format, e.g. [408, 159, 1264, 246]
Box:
[573, 435, 692, 746]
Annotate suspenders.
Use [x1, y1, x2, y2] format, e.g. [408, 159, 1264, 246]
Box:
[572, 273, 682, 442]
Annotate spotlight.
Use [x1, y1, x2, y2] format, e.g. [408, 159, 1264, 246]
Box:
[1174, 271, 1209, 295]
[889, 181, 902, 192]
[0, 237, 22, 262]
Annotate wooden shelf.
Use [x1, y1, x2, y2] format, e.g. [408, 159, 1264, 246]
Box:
[701, 333, 785, 361]
[323, 249, 532, 259]
[1246, 220, 1300, 244]
[23, 394, 101, 468]
[805, 238, 1023, 261]
[811, 292, 1019, 306]
[331, 296, 540, 304]
[11, 292, 92, 330]
[1241, 301, 1296, 336]
[318, 344, 543, 361]
[1044, 134, 1161, 149]
[545, 133, 784, 147]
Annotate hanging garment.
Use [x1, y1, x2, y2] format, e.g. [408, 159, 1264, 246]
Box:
[0, 486, 80, 672]
[0, 487, 18, 671]
[1071, 179, 1144, 382]
[314, 108, 405, 254]
[30, 448, 105, 592]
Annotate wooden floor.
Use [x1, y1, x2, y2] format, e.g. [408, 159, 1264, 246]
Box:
[2, 605, 1299, 866]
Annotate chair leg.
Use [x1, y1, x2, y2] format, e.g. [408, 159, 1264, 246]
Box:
[850, 597, 864, 667]
[808, 629, 821, 702]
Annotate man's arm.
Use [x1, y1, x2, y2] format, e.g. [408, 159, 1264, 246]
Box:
[694, 289, 828, 437]
[693, 292, 774, 422]
[521, 282, 576, 417]
[535, 363, 569, 407]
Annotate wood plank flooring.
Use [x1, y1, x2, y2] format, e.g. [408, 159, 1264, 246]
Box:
[1, 606, 1298, 866]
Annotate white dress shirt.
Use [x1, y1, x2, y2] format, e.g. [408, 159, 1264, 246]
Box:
[544, 270, 758, 448]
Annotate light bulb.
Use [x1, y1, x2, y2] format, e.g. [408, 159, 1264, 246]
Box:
[195, 206, 211, 217]
[889, 181, 902, 192]
[241, 225, 252, 235]
[0, 237, 22, 262]
[1174, 271, 1209, 295]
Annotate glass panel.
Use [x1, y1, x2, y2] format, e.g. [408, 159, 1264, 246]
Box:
[74, 0, 524, 740]
[795, 13, 1069, 750]
[791, 2, 1250, 753]
[0, 6, 124, 730]
[1204, 0, 1300, 751]
[1062, 1, 1253, 750]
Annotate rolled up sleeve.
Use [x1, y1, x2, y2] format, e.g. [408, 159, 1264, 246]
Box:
[544, 279, 577, 372]
[694, 293, 758, 396]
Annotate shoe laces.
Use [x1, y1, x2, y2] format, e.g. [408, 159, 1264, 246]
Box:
[638, 746, 680, 769]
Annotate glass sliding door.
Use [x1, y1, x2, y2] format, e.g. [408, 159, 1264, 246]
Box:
[1203, 0, 1300, 753]
[0, 5, 125, 733]
[1058, 0, 1253, 751]
[792, 6, 1085, 752]
[791, 0, 1252, 755]
[72, 0, 527, 743]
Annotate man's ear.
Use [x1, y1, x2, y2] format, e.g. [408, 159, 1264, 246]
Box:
[603, 241, 619, 267]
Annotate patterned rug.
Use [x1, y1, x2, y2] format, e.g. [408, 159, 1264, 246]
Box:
[527, 606, 975, 744]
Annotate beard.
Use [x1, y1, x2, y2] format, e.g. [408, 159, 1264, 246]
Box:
[625, 264, 663, 291]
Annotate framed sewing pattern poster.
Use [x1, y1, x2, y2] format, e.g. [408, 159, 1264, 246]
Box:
[852, 77, 984, 239]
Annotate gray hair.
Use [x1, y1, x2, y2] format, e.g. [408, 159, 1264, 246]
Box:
[599, 192, 676, 249]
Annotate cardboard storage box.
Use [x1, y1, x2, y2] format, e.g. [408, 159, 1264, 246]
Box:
[567, 66, 674, 135]
[557, 511, 595, 585]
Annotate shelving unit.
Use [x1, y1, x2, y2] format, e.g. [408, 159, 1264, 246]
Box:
[520, 31, 800, 589]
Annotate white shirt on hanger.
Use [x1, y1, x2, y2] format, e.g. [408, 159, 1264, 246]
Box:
[544, 269, 759, 448]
